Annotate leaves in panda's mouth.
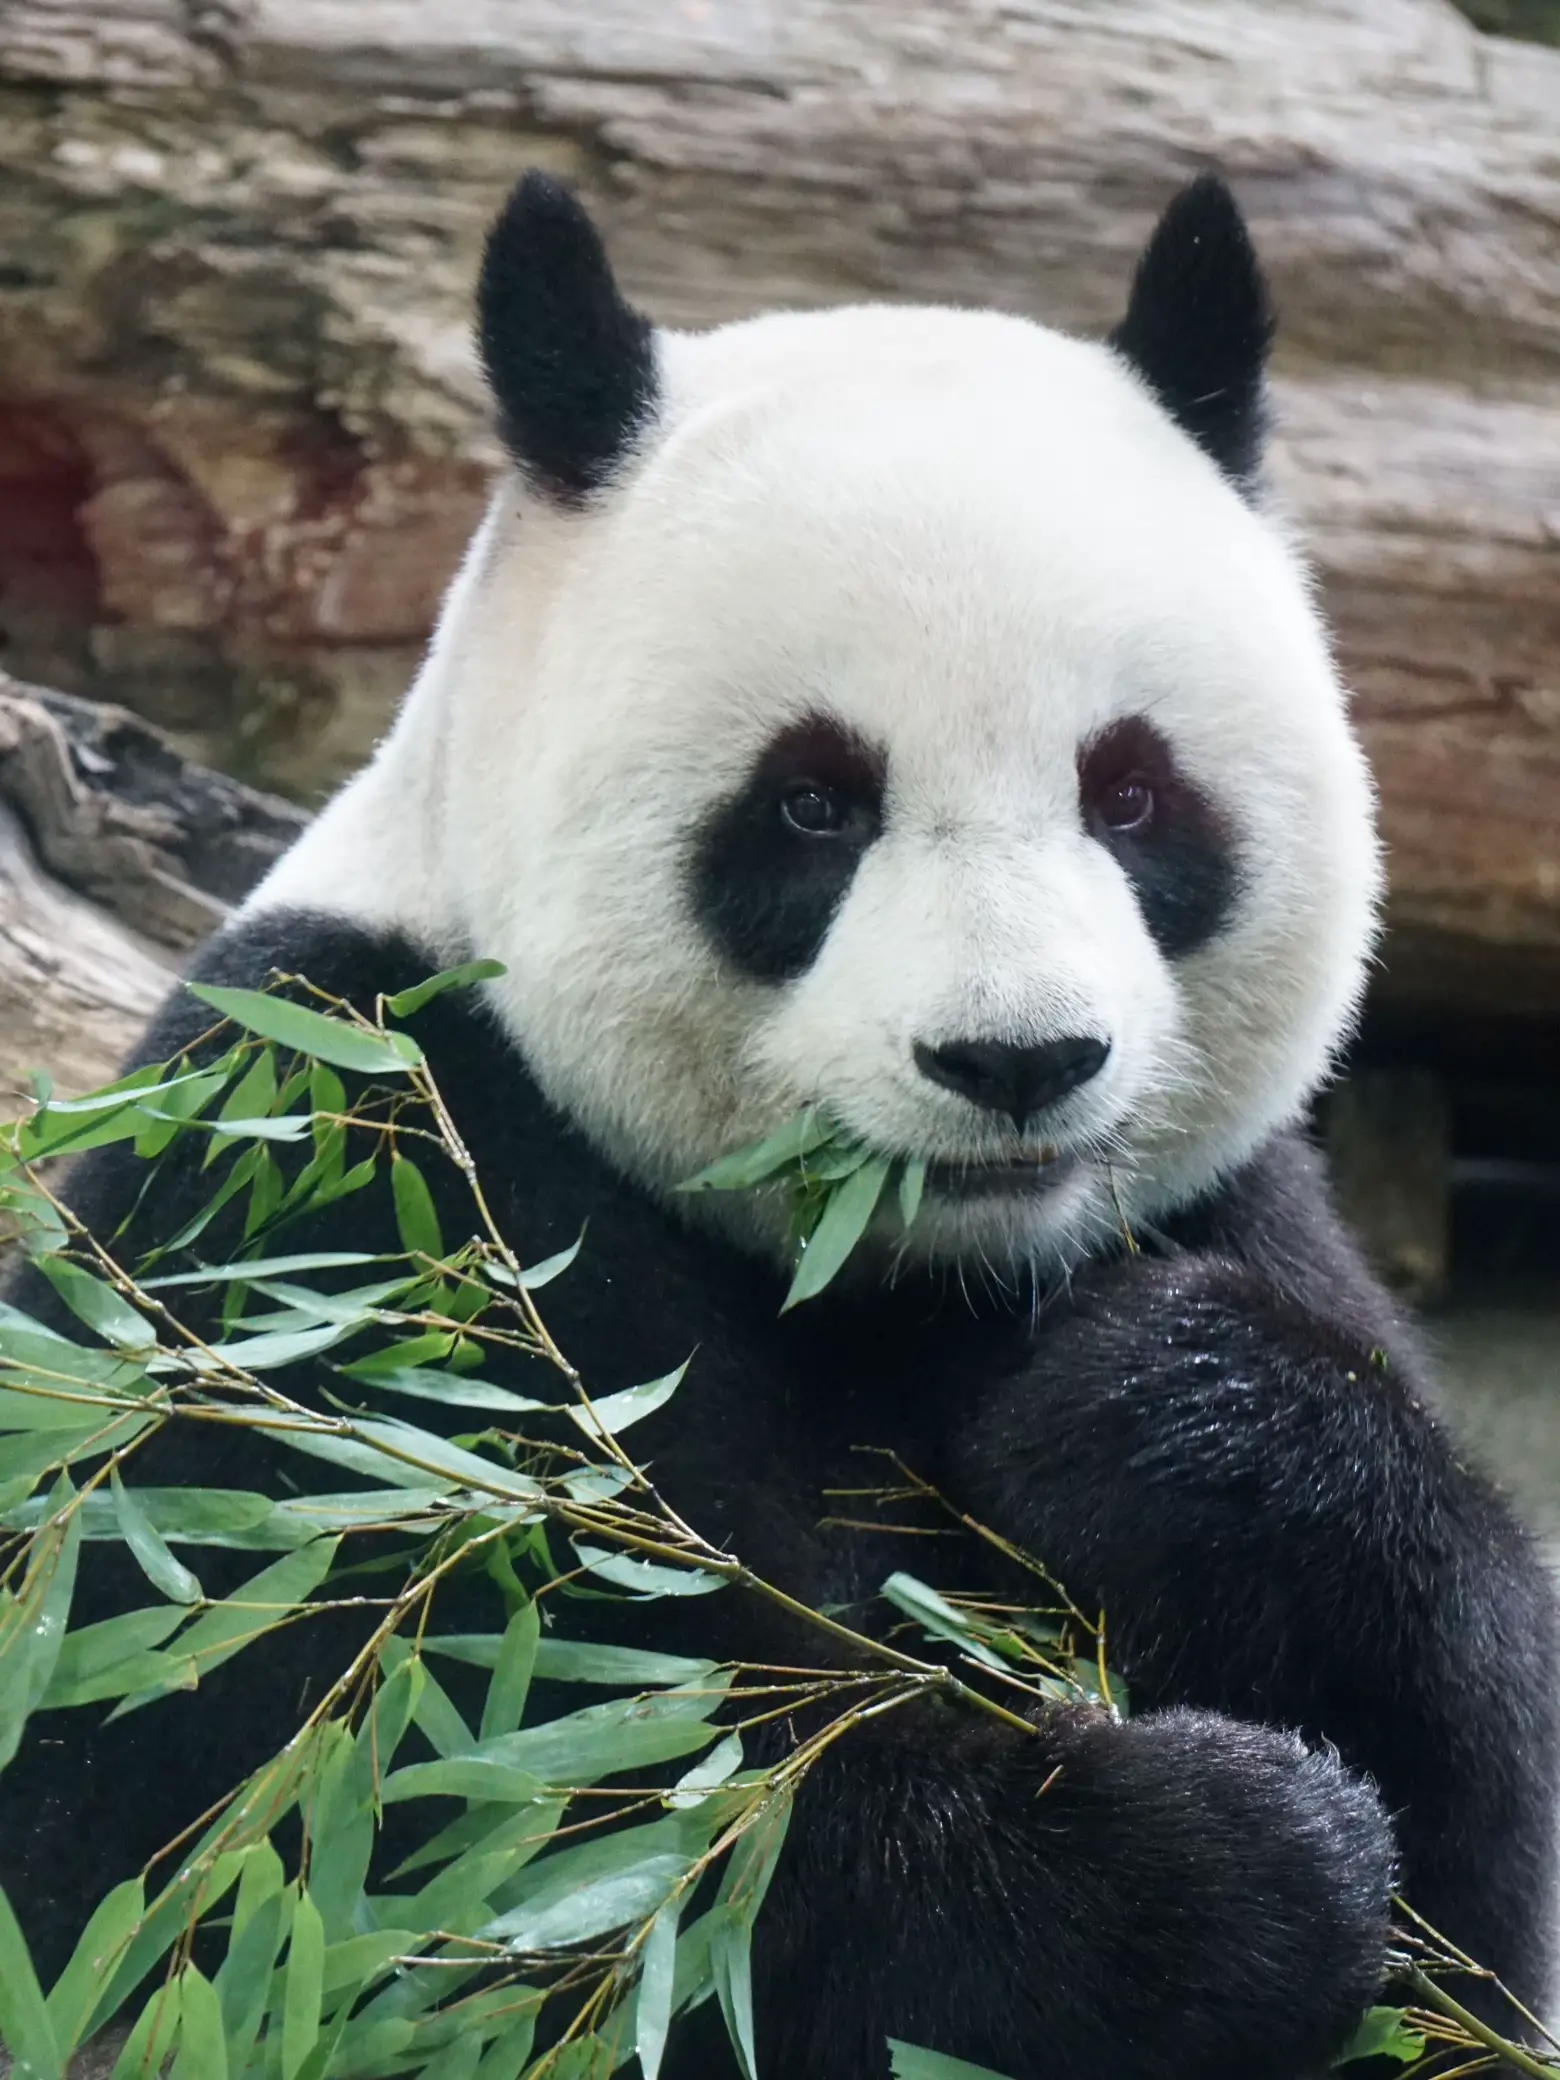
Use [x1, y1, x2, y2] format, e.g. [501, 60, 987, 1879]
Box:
[677, 1115, 926, 1311]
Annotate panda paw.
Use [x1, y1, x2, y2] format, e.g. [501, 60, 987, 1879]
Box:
[1072, 1706, 1395, 2074]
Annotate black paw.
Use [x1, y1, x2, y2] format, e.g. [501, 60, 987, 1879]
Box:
[1048, 1706, 1394, 2079]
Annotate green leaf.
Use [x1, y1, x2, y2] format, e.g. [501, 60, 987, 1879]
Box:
[41, 1604, 186, 1708]
[282, 1889, 325, 2080]
[572, 1545, 726, 1598]
[112, 1470, 203, 1605]
[710, 1784, 792, 2073]
[676, 1112, 834, 1193]
[215, 1886, 287, 2070]
[381, 1757, 547, 1805]
[186, 984, 421, 1077]
[356, 1368, 552, 1415]
[568, 1361, 688, 1442]
[481, 1846, 688, 1952]
[392, 1154, 445, 1262]
[710, 1917, 757, 2080]
[887, 2043, 1016, 2079]
[170, 1966, 226, 2080]
[781, 1153, 892, 1311]
[898, 1156, 927, 1230]
[191, 1318, 356, 1373]
[110, 1979, 183, 2079]
[306, 1730, 376, 1945]
[481, 1601, 541, 1742]
[636, 1900, 680, 2080]
[1333, 2007, 1428, 2067]
[880, 1572, 1010, 1675]
[36, 1261, 154, 1353]
[425, 1636, 719, 1690]
[667, 1732, 743, 1809]
[486, 1239, 582, 1289]
[0, 1479, 83, 1771]
[0, 1877, 62, 2078]
[142, 1250, 384, 1289]
[45, 1877, 144, 2053]
[218, 1047, 277, 1128]
[389, 1680, 727, 1800]
[384, 959, 507, 1019]
[108, 1539, 338, 1716]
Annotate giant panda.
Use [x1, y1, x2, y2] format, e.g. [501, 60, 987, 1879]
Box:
[2, 169, 1556, 2080]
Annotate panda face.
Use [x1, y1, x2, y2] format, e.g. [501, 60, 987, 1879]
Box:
[278, 176, 1380, 1283]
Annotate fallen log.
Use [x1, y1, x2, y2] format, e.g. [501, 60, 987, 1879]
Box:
[0, 0, 1556, 1017]
[0, 674, 305, 1096]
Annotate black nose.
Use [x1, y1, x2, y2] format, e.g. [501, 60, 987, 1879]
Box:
[913, 1035, 1110, 1130]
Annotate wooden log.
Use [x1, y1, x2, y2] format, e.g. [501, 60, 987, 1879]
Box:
[0, 674, 305, 1096]
[0, 0, 1557, 1013]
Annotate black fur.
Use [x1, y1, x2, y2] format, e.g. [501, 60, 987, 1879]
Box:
[1109, 173, 1275, 491]
[477, 172, 657, 501]
[691, 714, 886, 981]
[4, 909, 1554, 2079]
[1079, 714, 1240, 956]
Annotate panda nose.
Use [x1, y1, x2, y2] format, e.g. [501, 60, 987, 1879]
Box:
[912, 1035, 1111, 1131]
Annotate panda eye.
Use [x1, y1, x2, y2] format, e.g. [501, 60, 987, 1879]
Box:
[1096, 774, 1155, 833]
[781, 783, 848, 836]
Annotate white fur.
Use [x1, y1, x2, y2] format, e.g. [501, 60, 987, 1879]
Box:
[251, 301, 1381, 1278]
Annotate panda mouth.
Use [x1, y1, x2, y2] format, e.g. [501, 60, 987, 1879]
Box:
[924, 1149, 1078, 1200]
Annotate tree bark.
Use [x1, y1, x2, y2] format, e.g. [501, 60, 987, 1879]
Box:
[0, 674, 304, 1095]
[0, 0, 1557, 1017]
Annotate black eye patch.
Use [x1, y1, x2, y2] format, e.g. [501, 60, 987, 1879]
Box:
[690, 715, 887, 981]
[1078, 716, 1239, 957]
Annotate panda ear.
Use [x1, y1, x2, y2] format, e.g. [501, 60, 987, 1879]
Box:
[477, 172, 658, 502]
[1108, 173, 1275, 492]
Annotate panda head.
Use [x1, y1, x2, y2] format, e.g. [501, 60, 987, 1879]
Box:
[423, 171, 1379, 1278]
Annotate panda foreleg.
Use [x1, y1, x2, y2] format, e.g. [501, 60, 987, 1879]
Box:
[954, 1250, 1560, 2021]
[699, 1692, 1390, 2080]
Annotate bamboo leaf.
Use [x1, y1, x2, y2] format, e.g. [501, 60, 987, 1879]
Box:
[141, 1251, 384, 1289]
[898, 1156, 927, 1230]
[572, 1545, 726, 1599]
[888, 2045, 1016, 2079]
[112, 1470, 203, 1605]
[45, 1877, 144, 2053]
[281, 1889, 325, 2080]
[389, 1681, 727, 1799]
[677, 1113, 834, 1193]
[483, 1235, 586, 1293]
[568, 1361, 688, 1442]
[0, 1877, 62, 2078]
[384, 960, 507, 1019]
[481, 1601, 541, 1742]
[392, 1154, 445, 1262]
[0, 1479, 83, 1771]
[41, 1605, 186, 1709]
[667, 1732, 744, 1810]
[424, 1636, 719, 1690]
[218, 1048, 277, 1127]
[636, 1900, 681, 2080]
[1333, 2008, 1428, 2067]
[781, 1154, 892, 1311]
[482, 1851, 688, 1952]
[356, 1368, 552, 1415]
[711, 1917, 758, 2080]
[109, 1980, 183, 2079]
[107, 1539, 338, 1717]
[880, 1572, 1011, 1675]
[169, 1966, 226, 2080]
[36, 1262, 154, 1354]
[186, 984, 422, 1076]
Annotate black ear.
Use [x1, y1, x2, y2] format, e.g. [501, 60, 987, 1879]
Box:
[1108, 173, 1275, 491]
[476, 172, 657, 501]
